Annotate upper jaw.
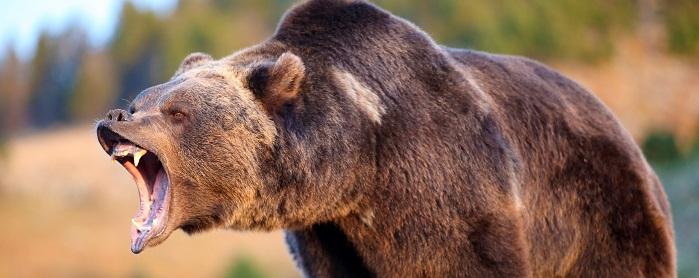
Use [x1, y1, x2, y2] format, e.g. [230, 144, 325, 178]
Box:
[97, 120, 156, 157]
[96, 120, 168, 174]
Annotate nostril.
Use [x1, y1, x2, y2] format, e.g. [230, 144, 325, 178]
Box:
[106, 109, 132, 122]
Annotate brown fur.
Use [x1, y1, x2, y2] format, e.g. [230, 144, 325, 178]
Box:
[96, 0, 675, 277]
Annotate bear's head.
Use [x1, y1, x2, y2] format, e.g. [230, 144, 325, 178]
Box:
[96, 48, 309, 253]
[96, 0, 401, 254]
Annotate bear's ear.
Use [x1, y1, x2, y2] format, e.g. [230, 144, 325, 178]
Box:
[247, 52, 305, 114]
[174, 52, 213, 76]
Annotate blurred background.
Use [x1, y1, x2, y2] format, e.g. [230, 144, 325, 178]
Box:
[0, 0, 698, 277]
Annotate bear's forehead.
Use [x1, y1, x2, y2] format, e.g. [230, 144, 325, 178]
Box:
[178, 61, 245, 80]
[129, 62, 254, 112]
[169, 61, 264, 107]
[173, 60, 253, 94]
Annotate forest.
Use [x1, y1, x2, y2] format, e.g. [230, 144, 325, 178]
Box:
[0, 0, 697, 135]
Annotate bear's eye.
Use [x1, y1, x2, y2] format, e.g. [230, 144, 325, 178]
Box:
[163, 101, 189, 122]
[166, 109, 187, 123]
[171, 112, 186, 120]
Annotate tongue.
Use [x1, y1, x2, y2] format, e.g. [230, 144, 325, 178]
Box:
[130, 168, 170, 254]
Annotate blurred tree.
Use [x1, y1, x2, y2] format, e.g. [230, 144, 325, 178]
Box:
[69, 50, 119, 122]
[159, 0, 289, 78]
[376, 0, 637, 62]
[664, 0, 699, 55]
[0, 46, 29, 135]
[0, 46, 28, 158]
[28, 26, 87, 128]
[110, 1, 165, 104]
[642, 131, 682, 163]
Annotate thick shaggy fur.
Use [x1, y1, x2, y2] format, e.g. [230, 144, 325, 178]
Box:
[98, 0, 675, 277]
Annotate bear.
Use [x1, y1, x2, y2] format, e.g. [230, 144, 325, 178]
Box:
[96, 0, 676, 277]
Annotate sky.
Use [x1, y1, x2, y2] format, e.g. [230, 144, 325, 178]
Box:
[0, 0, 177, 60]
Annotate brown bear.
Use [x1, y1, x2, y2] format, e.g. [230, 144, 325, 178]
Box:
[96, 0, 675, 277]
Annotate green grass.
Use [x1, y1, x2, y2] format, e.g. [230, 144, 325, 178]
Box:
[223, 256, 267, 278]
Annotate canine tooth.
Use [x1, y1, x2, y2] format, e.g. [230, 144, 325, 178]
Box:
[133, 149, 147, 167]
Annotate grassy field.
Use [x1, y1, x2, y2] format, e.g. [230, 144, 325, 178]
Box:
[0, 126, 299, 278]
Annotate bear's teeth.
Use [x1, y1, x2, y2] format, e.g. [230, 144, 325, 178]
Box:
[133, 149, 147, 167]
[132, 218, 152, 232]
[111, 150, 129, 158]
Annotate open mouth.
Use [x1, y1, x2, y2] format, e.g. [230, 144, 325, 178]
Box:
[108, 140, 171, 254]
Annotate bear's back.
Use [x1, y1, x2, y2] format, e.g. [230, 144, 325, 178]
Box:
[446, 47, 675, 277]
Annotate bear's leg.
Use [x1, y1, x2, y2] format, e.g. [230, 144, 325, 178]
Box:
[285, 223, 374, 278]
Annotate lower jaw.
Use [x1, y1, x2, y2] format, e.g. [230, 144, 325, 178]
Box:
[130, 169, 171, 254]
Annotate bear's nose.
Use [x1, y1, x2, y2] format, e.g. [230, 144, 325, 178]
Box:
[105, 109, 133, 122]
